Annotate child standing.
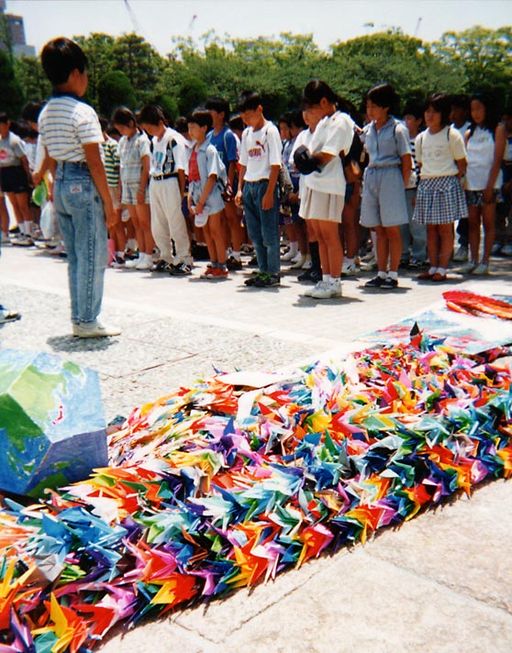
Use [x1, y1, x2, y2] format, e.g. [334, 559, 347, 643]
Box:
[0, 113, 33, 245]
[463, 93, 506, 274]
[112, 107, 154, 270]
[293, 80, 354, 299]
[187, 109, 228, 279]
[138, 105, 191, 275]
[400, 101, 427, 268]
[360, 83, 412, 289]
[205, 97, 243, 270]
[36, 37, 119, 337]
[413, 94, 468, 282]
[235, 91, 282, 288]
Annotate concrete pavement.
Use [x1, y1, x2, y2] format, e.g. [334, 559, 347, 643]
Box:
[0, 244, 511, 653]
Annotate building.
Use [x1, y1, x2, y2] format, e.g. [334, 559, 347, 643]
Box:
[0, 0, 36, 57]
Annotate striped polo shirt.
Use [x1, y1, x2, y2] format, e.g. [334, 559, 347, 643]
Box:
[101, 137, 120, 187]
[38, 94, 103, 162]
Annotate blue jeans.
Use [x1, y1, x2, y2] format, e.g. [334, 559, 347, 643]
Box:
[243, 180, 280, 275]
[54, 162, 107, 324]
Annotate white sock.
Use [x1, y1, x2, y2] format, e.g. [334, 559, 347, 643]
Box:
[377, 270, 387, 279]
[323, 274, 332, 283]
[24, 221, 34, 236]
[288, 241, 298, 256]
[428, 266, 437, 275]
[388, 271, 398, 280]
[116, 251, 125, 259]
[231, 250, 241, 260]
[331, 276, 340, 284]
[344, 257, 354, 266]
[127, 238, 137, 250]
[437, 267, 446, 275]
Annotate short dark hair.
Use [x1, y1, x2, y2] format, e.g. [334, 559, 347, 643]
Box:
[425, 93, 452, 127]
[205, 97, 230, 121]
[174, 116, 189, 135]
[301, 80, 338, 109]
[21, 101, 45, 123]
[228, 114, 244, 132]
[469, 91, 501, 134]
[366, 83, 399, 112]
[0, 112, 9, 124]
[111, 106, 137, 127]
[450, 94, 470, 111]
[289, 110, 306, 130]
[402, 101, 424, 120]
[237, 90, 262, 113]
[41, 37, 88, 86]
[99, 116, 109, 132]
[138, 104, 167, 126]
[188, 109, 213, 130]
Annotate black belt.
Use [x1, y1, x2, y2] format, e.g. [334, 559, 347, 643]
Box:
[58, 160, 89, 169]
[151, 173, 177, 181]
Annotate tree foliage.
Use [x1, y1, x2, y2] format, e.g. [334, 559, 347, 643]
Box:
[97, 70, 136, 117]
[0, 50, 24, 116]
[9, 26, 512, 120]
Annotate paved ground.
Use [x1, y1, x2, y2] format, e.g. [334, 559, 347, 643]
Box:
[1, 244, 511, 653]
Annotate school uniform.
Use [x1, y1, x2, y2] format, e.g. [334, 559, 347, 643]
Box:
[38, 92, 107, 326]
[239, 121, 282, 275]
[148, 127, 190, 265]
[299, 111, 354, 223]
[118, 131, 150, 204]
[413, 126, 468, 224]
[360, 118, 410, 228]
[188, 140, 226, 226]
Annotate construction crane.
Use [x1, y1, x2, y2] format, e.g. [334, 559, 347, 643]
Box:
[123, 0, 141, 33]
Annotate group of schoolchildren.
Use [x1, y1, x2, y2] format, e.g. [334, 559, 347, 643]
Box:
[0, 36, 511, 334]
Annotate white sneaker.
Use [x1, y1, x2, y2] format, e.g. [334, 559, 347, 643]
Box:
[290, 254, 307, 269]
[73, 321, 121, 338]
[342, 261, 359, 276]
[301, 256, 312, 270]
[453, 245, 468, 262]
[281, 248, 297, 261]
[311, 280, 341, 299]
[460, 261, 477, 274]
[302, 280, 325, 297]
[471, 262, 489, 275]
[135, 254, 153, 270]
[124, 257, 140, 269]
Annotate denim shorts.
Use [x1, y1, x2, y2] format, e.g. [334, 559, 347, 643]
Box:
[466, 189, 499, 207]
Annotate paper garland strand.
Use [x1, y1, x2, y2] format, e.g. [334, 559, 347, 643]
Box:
[0, 332, 511, 652]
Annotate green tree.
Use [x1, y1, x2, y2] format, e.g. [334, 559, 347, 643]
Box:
[74, 33, 116, 107]
[111, 33, 164, 104]
[0, 50, 24, 116]
[97, 70, 136, 118]
[14, 56, 51, 102]
[432, 26, 512, 93]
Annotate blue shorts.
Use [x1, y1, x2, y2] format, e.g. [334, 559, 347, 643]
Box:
[360, 166, 409, 228]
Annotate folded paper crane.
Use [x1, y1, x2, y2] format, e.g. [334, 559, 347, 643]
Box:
[0, 349, 107, 497]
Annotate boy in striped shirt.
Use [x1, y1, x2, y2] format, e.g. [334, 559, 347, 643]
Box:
[35, 38, 120, 338]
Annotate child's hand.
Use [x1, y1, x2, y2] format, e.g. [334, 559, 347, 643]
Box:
[261, 191, 274, 211]
[136, 189, 146, 204]
[235, 190, 243, 208]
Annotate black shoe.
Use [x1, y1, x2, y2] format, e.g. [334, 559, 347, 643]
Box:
[298, 268, 322, 283]
[244, 272, 261, 286]
[365, 276, 385, 288]
[399, 258, 410, 270]
[169, 262, 192, 276]
[380, 277, 399, 289]
[248, 255, 258, 267]
[254, 273, 280, 287]
[153, 259, 171, 272]
[226, 256, 243, 271]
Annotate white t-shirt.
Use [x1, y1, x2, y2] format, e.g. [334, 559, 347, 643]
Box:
[149, 127, 187, 177]
[38, 95, 103, 162]
[0, 132, 26, 167]
[415, 126, 466, 179]
[305, 111, 354, 195]
[466, 126, 501, 190]
[239, 121, 282, 181]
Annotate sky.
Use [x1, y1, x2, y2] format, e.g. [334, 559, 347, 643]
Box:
[7, 0, 512, 55]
